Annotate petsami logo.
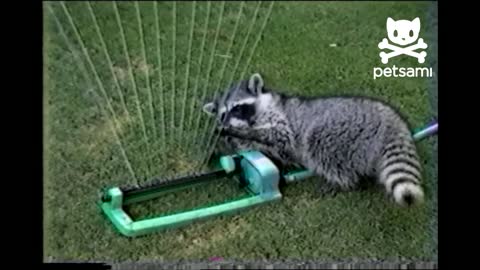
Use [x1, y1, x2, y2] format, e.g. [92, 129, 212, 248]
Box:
[373, 17, 433, 79]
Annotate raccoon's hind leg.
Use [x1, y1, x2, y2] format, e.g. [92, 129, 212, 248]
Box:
[377, 137, 424, 206]
[316, 180, 342, 197]
[311, 165, 361, 197]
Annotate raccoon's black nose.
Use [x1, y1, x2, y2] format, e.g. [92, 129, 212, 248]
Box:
[220, 112, 226, 122]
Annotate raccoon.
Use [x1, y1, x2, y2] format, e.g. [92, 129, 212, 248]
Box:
[203, 73, 424, 207]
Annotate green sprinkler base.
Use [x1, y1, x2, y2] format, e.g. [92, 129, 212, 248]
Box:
[100, 151, 285, 237]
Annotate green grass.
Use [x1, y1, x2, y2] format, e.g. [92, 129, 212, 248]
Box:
[44, 1, 437, 262]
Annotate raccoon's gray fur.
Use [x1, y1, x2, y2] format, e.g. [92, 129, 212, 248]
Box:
[203, 73, 424, 206]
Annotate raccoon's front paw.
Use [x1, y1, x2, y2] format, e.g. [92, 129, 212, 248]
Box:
[215, 125, 225, 135]
[218, 127, 231, 137]
[219, 126, 241, 138]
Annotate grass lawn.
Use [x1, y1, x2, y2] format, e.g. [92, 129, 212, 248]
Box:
[44, 1, 438, 262]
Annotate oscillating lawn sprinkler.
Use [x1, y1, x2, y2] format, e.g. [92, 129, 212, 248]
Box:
[99, 120, 438, 237]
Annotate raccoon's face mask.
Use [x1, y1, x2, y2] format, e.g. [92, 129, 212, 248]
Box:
[203, 73, 264, 129]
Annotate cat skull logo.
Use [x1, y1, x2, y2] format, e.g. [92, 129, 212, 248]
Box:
[378, 17, 428, 64]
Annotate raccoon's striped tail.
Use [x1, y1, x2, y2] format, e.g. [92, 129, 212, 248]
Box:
[378, 137, 424, 207]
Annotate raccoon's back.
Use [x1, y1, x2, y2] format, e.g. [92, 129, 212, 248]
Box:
[284, 95, 424, 205]
[292, 97, 412, 174]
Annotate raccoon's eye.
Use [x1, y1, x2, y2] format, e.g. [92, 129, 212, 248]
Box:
[393, 30, 398, 37]
[230, 106, 242, 116]
[409, 30, 414, 37]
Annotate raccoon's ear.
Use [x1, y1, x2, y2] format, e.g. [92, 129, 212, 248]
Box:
[248, 73, 264, 96]
[203, 102, 216, 116]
